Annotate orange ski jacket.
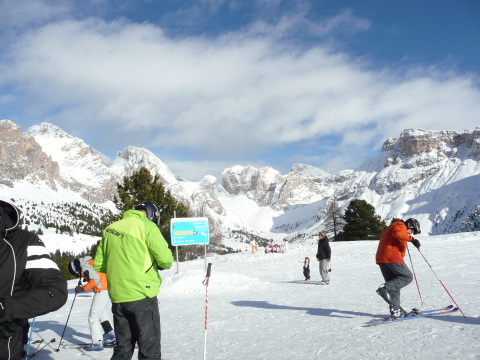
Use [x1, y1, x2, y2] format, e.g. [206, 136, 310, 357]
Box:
[82, 259, 108, 293]
[376, 221, 413, 264]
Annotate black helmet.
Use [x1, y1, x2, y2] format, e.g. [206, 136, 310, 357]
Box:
[68, 259, 81, 277]
[135, 201, 160, 225]
[404, 218, 421, 235]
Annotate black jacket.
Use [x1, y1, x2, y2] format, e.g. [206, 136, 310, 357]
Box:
[316, 236, 331, 260]
[0, 200, 67, 360]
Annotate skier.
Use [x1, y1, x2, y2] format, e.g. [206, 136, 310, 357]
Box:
[68, 256, 116, 351]
[303, 257, 311, 281]
[283, 237, 289, 253]
[250, 239, 258, 254]
[0, 199, 68, 360]
[316, 231, 331, 284]
[376, 218, 421, 319]
[94, 201, 173, 360]
[264, 244, 271, 254]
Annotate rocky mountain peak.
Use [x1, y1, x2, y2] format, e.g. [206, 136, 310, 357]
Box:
[115, 146, 178, 185]
[28, 122, 71, 139]
[291, 163, 331, 182]
[0, 119, 60, 187]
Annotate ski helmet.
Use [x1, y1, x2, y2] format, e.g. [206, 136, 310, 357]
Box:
[134, 201, 160, 225]
[404, 218, 421, 235]
[68, 259, 81, 277]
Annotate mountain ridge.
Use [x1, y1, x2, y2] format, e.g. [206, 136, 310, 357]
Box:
[1, 119, 479, 245]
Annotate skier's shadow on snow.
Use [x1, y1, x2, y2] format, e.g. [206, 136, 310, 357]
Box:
[400, 314, 480, 326]
[287, 280, 325, 285]
[31, 319, 91, 346]
[231, 300, 372, 318]
[231, 301, 480, 325]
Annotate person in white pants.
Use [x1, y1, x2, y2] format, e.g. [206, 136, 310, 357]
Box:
[283, 238, 289, 253]
[68, 256, 115, 351]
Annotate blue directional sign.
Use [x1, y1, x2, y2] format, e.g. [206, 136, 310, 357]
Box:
[170, 217, 209, 246]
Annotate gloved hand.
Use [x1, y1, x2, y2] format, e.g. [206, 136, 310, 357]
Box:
[411, 238, 421, 249]
[0, 322, 18, 339]
[75, 285, 85, 294]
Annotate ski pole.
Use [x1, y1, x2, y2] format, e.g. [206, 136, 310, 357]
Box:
[407, 247, 423, 306]
[56, 280, 81, 352]
[25, 317, 35, 359]
[417, 249, 467, 320]
[202, 263, 212, 360]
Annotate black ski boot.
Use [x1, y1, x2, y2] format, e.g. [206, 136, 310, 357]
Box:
[390, 306, 407, 319]
[376, 284, 393, 305]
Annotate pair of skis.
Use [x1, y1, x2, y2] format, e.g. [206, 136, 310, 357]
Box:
[364, 305, 458, 327]
[28, 338, 55, 358]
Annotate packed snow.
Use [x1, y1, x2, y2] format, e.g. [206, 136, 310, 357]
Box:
[26, 231, 480, 359]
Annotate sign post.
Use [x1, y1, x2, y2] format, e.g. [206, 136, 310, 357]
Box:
[171, 217, 210, 272]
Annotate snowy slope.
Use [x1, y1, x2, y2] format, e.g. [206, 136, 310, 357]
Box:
[27, 231, 480, 359]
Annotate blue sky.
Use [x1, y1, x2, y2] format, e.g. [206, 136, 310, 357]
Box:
[1, 0, 479, 181]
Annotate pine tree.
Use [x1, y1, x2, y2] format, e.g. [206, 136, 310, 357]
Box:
[338, 199, 386, 240]
[114, 167, 190, 246]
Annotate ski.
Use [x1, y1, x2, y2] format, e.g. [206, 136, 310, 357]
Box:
[364, 306, 457, 327]
[29, 338, 55, 358]
[389, 307, 458, 323]
[61, 341, 115, 348]
[369, 304, 453, 324]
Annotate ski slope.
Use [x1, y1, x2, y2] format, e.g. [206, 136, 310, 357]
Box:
[28, 232, 480, 359]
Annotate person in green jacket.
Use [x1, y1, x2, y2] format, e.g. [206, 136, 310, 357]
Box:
[94, 201, 173, 360]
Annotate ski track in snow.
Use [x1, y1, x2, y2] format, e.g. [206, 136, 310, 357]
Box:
[28, 232, 480, 359]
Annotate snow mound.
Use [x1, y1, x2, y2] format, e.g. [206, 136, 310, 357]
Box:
[161, 268, 263, 298]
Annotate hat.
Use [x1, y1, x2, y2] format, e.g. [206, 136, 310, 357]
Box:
[68, 259, 81, 277]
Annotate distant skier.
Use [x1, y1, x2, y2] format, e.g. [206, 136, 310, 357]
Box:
[283, 237, 289, 253]
[303, 257, 311, 281]
[316, 231, 331, 284]
[264, 244, 271, 254]
[250, 239, 258, 254]
[68, 256, 116, 351]
[376, 218, 421, 319]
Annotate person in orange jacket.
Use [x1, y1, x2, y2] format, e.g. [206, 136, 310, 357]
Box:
[68, 256, 115, 351]
[376, 218, 421, 319]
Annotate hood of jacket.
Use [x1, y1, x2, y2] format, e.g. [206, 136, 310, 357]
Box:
[79, 255, 93, 269]
[0, 200, 21, 237]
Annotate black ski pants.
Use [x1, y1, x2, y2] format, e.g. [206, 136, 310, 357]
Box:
[378, 262, 413, 310]
[111, 297, 161, 360]
[303, 267, 310, 280]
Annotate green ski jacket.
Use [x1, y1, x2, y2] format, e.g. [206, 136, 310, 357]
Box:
[94, 209, 173, 303]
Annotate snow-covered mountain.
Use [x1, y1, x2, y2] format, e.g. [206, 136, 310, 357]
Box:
[1, 119, 479, 249]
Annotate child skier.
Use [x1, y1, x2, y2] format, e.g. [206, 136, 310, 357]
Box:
[303, 257, 311, 281]
[68, 256, 116, 351]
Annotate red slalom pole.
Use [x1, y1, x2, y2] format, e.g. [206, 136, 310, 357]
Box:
[202, 263, 212, 360]
[407, 246, 424, 306]
[417, 249, 467, 320]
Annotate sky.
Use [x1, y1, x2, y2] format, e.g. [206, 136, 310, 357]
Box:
[1, 0, 480, 181]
